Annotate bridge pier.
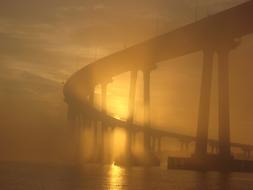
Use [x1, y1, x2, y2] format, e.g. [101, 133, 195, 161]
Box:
[125, 71, 137, 163]
[151, 136, 156, 153]
[89, 89, 99, 162]
[131, 132, 136, 148]
[66, 102, 83, 164]
[195, 43, 233, 160]
[242, 148, 251, 159]
[141, 69, 159, 165]
[180, 140, 191, 152]
[195, 49, 214, 157]
[75, 114, 83, 164]
[106, 126, 113, 162]
[143, 69, 151, 154]
[158, 137, 161, 153]
[92, 121, 99, 162]
[152, 136, 162, 154]
[100, 82, 108, 162]
[209, 143, 218, 154]
[217, 46, 232, 159]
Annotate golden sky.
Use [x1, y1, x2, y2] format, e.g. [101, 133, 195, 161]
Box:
[0, 0, 252, 162]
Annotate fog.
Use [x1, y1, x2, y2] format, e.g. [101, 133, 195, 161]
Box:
[0, 0, 253, 164]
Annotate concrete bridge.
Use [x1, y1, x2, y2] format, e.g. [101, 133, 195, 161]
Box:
[63, 1, 253, 165]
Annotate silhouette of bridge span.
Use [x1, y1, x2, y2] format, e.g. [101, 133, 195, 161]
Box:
[63, 1, 253, 169]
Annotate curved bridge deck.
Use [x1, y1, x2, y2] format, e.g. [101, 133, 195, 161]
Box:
[63, 1, 253, 165]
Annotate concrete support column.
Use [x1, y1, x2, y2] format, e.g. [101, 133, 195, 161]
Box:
[126, 71, 137, 159]
[158, 137, 161, 153]
[89, 90, 94, 106]
[180, 140, 184, 151]
[185, 141, 190, 151]
[128, 71, 137, 123]
[93, 121, 98, 161]
[210, 144, 215, 154]
[67, 103, 78, 122]
[67, 102, 82, 163]
[195, 49, 214, 157]
[217, 48, 231, 159]
[132, 132, 136, 147]
[143, 69, 151, 153]
[101, 83, 107, 113]
[106, 127, 113, 162]
[248, 150, 251, 159]
[151, 136, 156, 152]
[75, 114, 82, 164]
[101, 83, 108, 161]
[242, 148, 251, 159]
[89, 89, 98, 161]
[180, 140, 191, 152]
[246, 150, 249, 159]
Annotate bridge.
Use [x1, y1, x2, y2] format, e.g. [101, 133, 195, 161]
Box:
[63, 1, 253, 166]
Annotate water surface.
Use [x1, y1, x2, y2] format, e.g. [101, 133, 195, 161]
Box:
[0, 162, 253, 190]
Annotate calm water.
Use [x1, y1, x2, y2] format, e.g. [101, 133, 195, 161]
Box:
[0, 162, 253, 190]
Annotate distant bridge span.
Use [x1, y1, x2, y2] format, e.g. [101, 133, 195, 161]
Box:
[64, 1, 253, 162]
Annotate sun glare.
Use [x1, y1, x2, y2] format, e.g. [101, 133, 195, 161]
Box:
[112, 128, 127, 160]
[113, 114, 122, 120]
[108, 162, 126, 190]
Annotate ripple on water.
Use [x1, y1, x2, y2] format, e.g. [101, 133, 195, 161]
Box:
[0, 162, 253, 190]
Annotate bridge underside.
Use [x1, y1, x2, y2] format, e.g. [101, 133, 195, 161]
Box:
[63, 1, 253, 169]
[195, 48, 231, 160]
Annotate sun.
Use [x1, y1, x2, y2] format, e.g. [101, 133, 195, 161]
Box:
[113, 114, 122, 120]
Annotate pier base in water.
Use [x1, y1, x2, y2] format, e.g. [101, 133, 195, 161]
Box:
[168, 155, 253, 172]
[115, 153, 160, 167]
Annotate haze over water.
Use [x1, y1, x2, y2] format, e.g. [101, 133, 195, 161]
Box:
[1, 162, 253, 190]
[1, 0, 253, 163]
[1, 0, 253, 190]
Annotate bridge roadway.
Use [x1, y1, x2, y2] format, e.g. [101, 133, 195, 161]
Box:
[63, 0, 253, 161]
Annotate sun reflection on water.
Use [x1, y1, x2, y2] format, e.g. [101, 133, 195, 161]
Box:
[108, 162, 126, 190]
